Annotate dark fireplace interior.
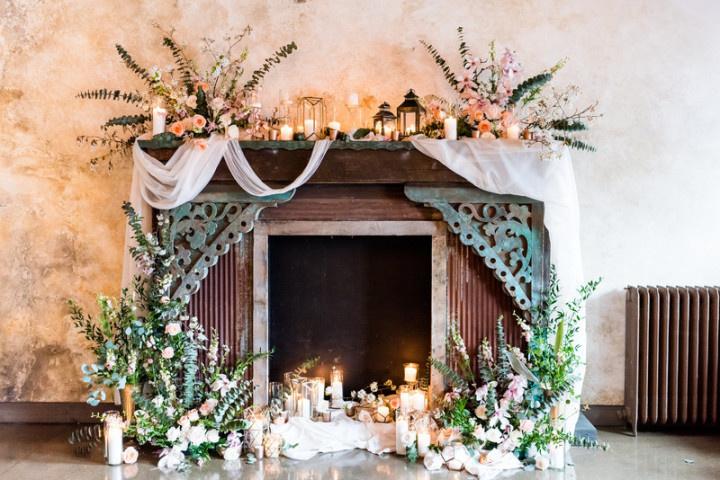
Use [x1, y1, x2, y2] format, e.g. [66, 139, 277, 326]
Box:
[268, 235, 432, 392]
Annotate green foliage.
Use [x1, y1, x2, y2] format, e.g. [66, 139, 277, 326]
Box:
[162, 36, 196, 93]
[182, 340, 198, 408]
[457, 26, 473, 70]
[76, 88, 146, 106]
[213, 380, 253, 432]
[508, 73, 553, 106]
[102, 114, 150, 130]
[549, 119, 588, 131]
[570, 435, 610, 450]
[552, 135, 597, 152]
[429, 357, 468, 390]
[68, 424, 103, 456]
[406, 440, 419, 463]
[495, 316, 512, 384]
[115, 44, 151, 84]
[243, 42, 298, 91]
[420, 40, 460, 89]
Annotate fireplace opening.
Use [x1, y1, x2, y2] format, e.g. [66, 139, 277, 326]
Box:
[268, 235, 432, 392]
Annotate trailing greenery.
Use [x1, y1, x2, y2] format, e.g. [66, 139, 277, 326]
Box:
[549, 119, 588, 131]
[76, 88, 146, 106]
[552, 135, 597, 152]
[101, 114, 151, 130]
[115, 44, 152, 84]
[508, 72, 553, 106]
[420, 40, 459, 88]
[161, 35, 196, 93]
[243, 41, 298, 91]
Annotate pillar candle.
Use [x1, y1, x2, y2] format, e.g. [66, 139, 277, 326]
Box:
[443, 117, 457, 140]
[298, 398, 312, 418]
[395, 415, 409, 455]
[328, 120, 341, 132]
[303, 119, 316, 137]
[417, 430, 431, 457]
[506, 123, 521, 140]
[403, 363, 419, 383]
[269, 129, 278, 141]
[104, 412, 124, 466]
[347, 93, 359, 107]
[280, 124, 293, 141]
[411, 390, 426, 412]
[330, 367, 343, 408]
[399, 390, 411, 413]
[152, 106, 167, 136]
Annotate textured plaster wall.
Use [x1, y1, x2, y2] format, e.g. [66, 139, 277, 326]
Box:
[1, 0, 719, 404]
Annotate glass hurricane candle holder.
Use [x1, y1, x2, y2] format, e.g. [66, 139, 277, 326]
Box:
[104, 411, 124, 466]
[403, 362, 419, 384]
[330, 366, 343, 408]
[297, 96, 325, 140]
[396, 89, 425, 138]
[372, 102, 396, 137]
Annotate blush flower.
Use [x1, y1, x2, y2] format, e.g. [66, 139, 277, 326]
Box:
[122, 446, 139, 464]
[169, 121, 185, 137]
[479, 120, 493, 133]
[192, 139, 208, 151]
[191, 114, 207, 131]
[199, 398, 218, 416]
[185, 95, 197, 109]
[165, 322, 181, 336]
[161, 347, 174, 359]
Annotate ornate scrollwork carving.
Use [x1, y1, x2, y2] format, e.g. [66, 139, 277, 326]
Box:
[428, 201, 534, 310]
[168, 201, 274, 301]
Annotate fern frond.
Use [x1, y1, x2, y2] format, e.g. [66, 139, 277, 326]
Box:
[457, 26, 472, 69]
[550, 119, 587, 131]
[162, 36, 196, 93]
[429, 357, 467, 390]
[420, 40, 459, 89]
[115, 44, 151, 84]
[76, 89, 146, 106]
[508, 73, 552, 106]
[102, 114, 150, 130]
[552, 135, 597, 152]
[243, 42, 298, 91]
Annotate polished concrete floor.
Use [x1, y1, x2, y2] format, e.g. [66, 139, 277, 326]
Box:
[0, 425, 717, 479]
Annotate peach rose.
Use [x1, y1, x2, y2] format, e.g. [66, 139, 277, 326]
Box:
[193, 138, 208, 151]
[195, 81, 209, 92]
[169, 121, 185, 137]
[479, 120, 492, 133]
[191, 114, 207, 131]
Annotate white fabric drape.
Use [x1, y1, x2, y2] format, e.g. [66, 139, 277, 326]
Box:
[121, 136, 331, 286]
[410, 136, 584, 430]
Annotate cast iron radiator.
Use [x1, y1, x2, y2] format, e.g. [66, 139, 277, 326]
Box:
[625, 286, 720, 434]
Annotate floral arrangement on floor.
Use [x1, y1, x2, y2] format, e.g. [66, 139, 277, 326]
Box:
[421, 27, 600, 151]
[425, 270, 604, 472]
[77, 25, 297, 167]
[69, 203, 269, 471]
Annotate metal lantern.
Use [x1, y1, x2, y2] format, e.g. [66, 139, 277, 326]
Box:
[372, 102, 397, 137]
[396, 89, 425, 137]
[297, 96, 325, 140]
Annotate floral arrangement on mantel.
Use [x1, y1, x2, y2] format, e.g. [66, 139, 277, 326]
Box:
[416, 272, 607, 474]
[77, 25, 296, 167]
[69, 204, 269, 471]
[421, 27, 600, 151]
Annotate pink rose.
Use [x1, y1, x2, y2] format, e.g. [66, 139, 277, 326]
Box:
[165, 322, 181, 336]
[191, 114, 207, 131]
[169, 121, 185, 137]
[161, 347, 174, 359]
[199, 398, 218, 416]
[122, 446, 139, 464]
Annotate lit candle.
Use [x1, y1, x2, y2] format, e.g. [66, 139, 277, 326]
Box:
[316, 399, 330, 413]
[377, 405, 390, 419]
[330, 366, 343, 408]
[395, 414, 409, 455]
[104, 411, 124, 466]
[269, 129, 278, 141]
[303, 119, 316, 138]
[383, 125, 394, 138]
[280, 124, 293, 141]
[391, 130, 400, 141]
[328, 120, 341, 141]
[405, 125, 416, 136]
[411, 390, 426, 412]
[403, 363, 419, 383]
[347, 93, 359, 107]
[298, 398, 312, 418]
[417, 429, 431, 457]
[152, 106, 167, 136]
[443, 117, 457, 140]
[506, 123, 521, 140]
[399, 388, 412, 414]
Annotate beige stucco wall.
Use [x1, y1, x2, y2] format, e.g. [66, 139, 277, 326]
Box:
[1, 0, 718, 404]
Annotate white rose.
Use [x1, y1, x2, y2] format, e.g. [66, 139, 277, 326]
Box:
[158, 446, 185, 471]
[166, 426, 181, 442]
[485, 428, 503, 444]
[484, 103, 503, 120]
[178, 415, 190, 431]
[188, 409, 199, 422]
[219, 113, 233, 127]
[161, 347, 174, 359]
[226, 124, 240, 139]
[122, 446, 139, 464]
[223, 446, 241, 461]
[186, 95, 197, 109]
[165, 322, 181, 336]
[187, 425, 206, 446]
[206, 429, 220, 443]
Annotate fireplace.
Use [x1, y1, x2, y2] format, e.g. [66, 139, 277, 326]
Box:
[267, 235, 432, 392]
[172, 143, 547, 405]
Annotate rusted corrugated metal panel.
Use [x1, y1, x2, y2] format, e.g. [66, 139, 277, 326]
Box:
[447, 234, 522, 370]
[188, 243, 240, 365]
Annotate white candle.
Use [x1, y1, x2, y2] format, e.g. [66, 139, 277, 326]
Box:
[152, 106, 167, 136]
[348, 93, 359, 107]
[417, 431, 431, 457]
[399, 390, 411, 413]
[395, 416, 409, 455]
[331, 380, 343, 408]
[411, 390, 426, 412]
[404, 363, 419, 383]
[549, 442, 564, 469]
[443, 117, 457, 140]
[317, 399, 330, 413]
[383, 125, 394, 139]
[506, 123, 521, 140]
[104, 412, 124, 466]
[298, 398, 312, 418]
[328, 120, 341, 131]
[280, 124, 293, 141]
[269, 129, 278, 141]
[405, 125, 416, 136]
[377, 405, 390, 418]
[303, 119, 316, 137]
